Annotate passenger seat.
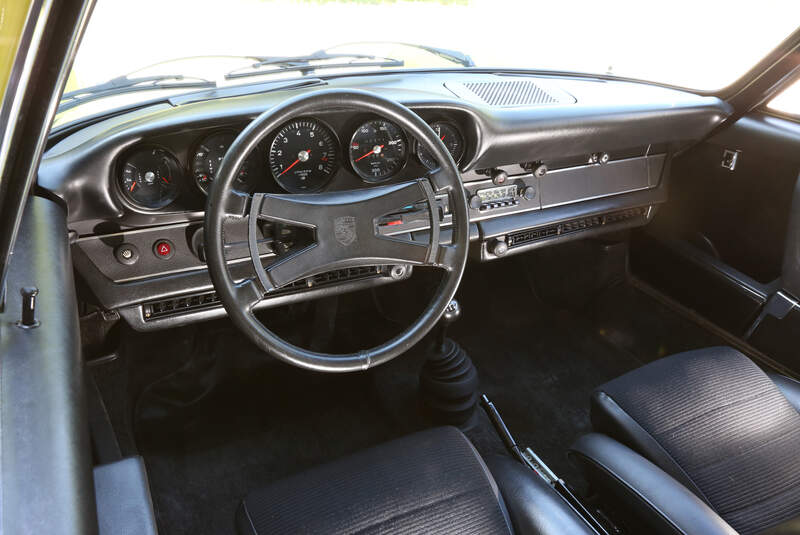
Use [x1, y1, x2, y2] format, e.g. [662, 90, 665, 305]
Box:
[570, 346, 800, 535]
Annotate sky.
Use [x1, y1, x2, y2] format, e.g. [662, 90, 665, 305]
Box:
[69, 0, 800, 95]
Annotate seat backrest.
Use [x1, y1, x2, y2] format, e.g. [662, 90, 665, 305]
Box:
[591, 347, 800, 535]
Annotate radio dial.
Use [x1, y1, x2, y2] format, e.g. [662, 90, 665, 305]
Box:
[522, 186, 536, 200]
[469, 194, 482, 210]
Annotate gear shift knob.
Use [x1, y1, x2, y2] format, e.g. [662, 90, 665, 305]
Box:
[442, 299, 461, 324]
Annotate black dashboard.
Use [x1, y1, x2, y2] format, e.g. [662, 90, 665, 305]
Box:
[38, 71, 732, 330]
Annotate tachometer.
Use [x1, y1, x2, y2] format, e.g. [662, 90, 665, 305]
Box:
[416, 121, 464, 170]
[349, 119, 407, 182]
[119, 147, 181, 210]
[191, 131, 251, 194]
[268, 119, 339, 193]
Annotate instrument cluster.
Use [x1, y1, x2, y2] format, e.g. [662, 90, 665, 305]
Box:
[115, 115, 468, 212]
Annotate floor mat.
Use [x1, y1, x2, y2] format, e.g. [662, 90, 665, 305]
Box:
[119, 252, 727, 535]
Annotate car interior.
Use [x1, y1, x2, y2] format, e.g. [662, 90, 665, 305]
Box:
[5, 2, 800, 534]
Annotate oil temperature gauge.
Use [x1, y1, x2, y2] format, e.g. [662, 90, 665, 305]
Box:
[119, 147, 181, 210]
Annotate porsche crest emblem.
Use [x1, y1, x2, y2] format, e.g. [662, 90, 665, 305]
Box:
[334, 216, 357, 246]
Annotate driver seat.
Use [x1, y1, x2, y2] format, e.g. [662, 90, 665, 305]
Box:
[236, 426, 594, 534]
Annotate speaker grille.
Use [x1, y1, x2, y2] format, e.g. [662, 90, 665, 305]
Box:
[462, 80, 557, 107]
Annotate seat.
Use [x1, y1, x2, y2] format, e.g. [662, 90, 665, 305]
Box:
[570, 346, 800, 535]
[236, 426, 594, 535]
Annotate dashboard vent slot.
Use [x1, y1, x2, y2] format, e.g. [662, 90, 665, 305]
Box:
[445, 79, 575, 108]
[507, 207, 649, 249]
[143, 265, 386, 321]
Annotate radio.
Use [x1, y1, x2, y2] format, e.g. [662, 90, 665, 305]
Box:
[469, 183, 536, 211]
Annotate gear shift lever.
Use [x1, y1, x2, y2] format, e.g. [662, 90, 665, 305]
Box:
[435, 299, 461, 350]
[420, 299, 479, 428]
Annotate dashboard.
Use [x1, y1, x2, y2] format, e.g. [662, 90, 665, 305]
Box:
[38, 71, 732, 331]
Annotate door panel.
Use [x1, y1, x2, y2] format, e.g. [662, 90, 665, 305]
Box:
[654, 113, 800, 284]
[631, 111, 800, 372]
[0, 197, 97, 535]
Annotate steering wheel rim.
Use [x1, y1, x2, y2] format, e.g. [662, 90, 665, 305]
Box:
[204, 89, 469, 372]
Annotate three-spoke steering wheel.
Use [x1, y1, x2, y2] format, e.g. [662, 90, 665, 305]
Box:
[204, 89, 469, 372]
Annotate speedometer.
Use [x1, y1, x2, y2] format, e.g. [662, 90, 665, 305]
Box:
[349, 119, 408, 182]
[268, 119, 339, 193]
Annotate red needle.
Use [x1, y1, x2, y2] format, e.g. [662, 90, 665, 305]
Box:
[354, 144, 384, 162]
[129, 182, 136, 192]
[162, 176, 170, 183]
[279, 150, 310, 176]
[440, 134, 445, 141]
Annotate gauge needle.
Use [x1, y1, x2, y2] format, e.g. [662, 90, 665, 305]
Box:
[162, 176, 170, 183]
[279, 150, 311, 176]
[129, 182, 136, 192]
[355, 144, 384, 162]
[441, 135, 445, 140]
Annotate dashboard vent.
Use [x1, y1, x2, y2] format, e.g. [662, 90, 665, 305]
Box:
[507, 207, 649, 249]
[445, 79, 575, 108]
[143, 265, 385, 321]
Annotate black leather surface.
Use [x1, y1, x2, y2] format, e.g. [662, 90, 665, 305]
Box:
[0, 198, 97, 534]
[591, 347, 800, 535]
[782, 172, 800, 299]
[237, 427, 513, 535]
[94, 457, 158, 535]
[484, 455, 594, 535]
[570, 433, 737, 535]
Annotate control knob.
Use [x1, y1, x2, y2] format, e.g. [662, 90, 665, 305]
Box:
[489, 238, 508, 257]
[491, 169, 508, 185]
[469, 194, 482, 210]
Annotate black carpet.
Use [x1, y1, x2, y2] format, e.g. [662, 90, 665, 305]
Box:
[97, 243, 726, 535]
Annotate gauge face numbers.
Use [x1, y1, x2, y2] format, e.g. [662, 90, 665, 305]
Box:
[268, 119, 339, 193]
[416, 121, 464, 170]
[119, 148, 181, 210]
[349, 120, 408, 182]
[192, 132, 250, 194]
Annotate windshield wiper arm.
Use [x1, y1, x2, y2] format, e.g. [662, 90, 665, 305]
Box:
[59, 74, 216, 112]
[225, 51, 403, 80]
[395, 43, 474, 67]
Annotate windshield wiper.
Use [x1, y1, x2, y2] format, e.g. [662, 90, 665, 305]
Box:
[225, 51, 403, 80]
[59, 74, 216, 112]
[393, 42, 474, 67]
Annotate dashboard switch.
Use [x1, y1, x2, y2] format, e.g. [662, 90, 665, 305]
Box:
[153, 240, 174, 259]
[114, 243, 140, 265]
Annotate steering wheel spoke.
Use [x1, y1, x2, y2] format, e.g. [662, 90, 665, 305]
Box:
[233, 277, 265, 310]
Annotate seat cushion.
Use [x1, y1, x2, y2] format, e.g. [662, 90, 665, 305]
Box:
[591, 346, 800, 535]
[236, 426, 513, 535]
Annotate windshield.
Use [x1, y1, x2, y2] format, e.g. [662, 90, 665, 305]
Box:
[60, 0, 800, 126]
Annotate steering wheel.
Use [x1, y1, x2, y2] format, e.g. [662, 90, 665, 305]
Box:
[204, 89, 469, 372]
